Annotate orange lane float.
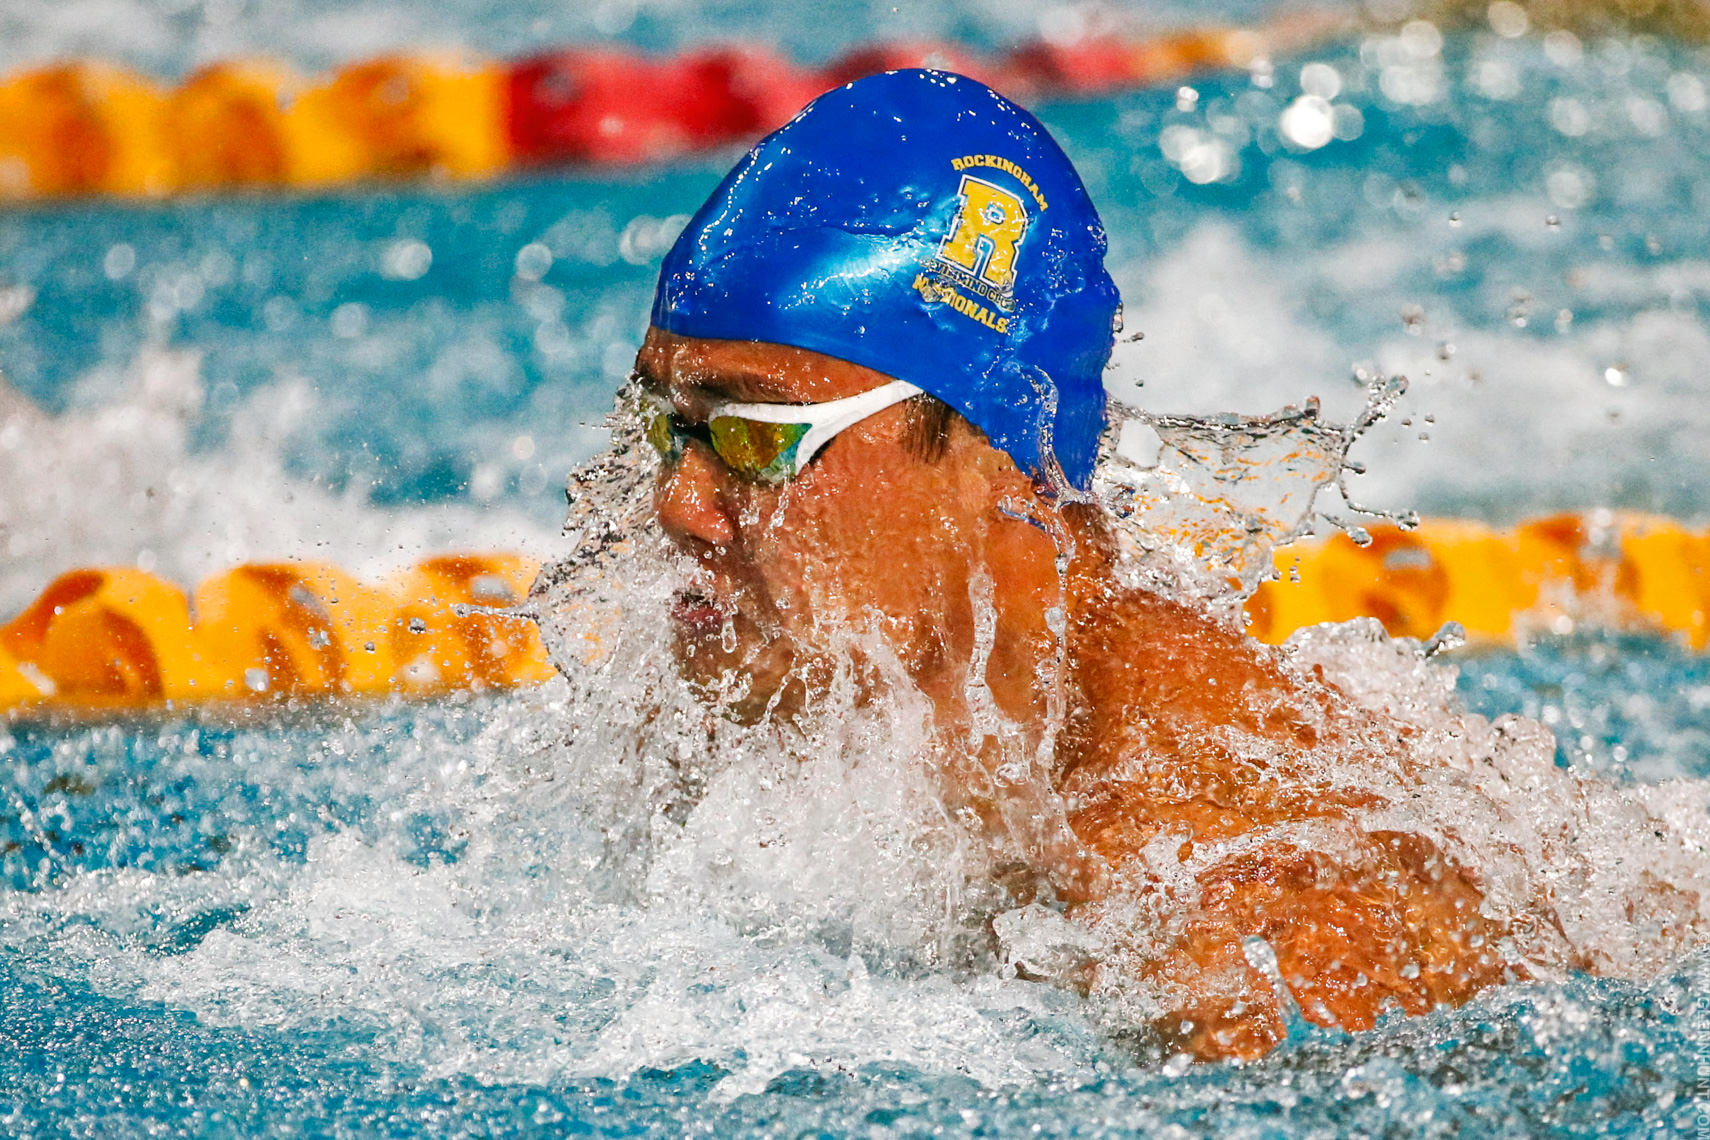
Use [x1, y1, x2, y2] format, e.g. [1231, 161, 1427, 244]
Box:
[1250, 518, 1529, 644]
[1620, 517, 1710, 650]
[0, 568, 206, 704]
[389, 554, 556, 693]
[191, 562, 400, 697]
[0, 645, 40, 706]
[3, 515, 1708, 716]
[162, 60, 298, 190]
[0, 62, 172, 199]
[0, 554, 550, 715]
[0, 18, 1336, 201]
[285, 52, 509, 187]
[1249, 512, 1710, 648]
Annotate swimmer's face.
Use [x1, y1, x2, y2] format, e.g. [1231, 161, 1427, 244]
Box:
[637, 328, 1062, 724]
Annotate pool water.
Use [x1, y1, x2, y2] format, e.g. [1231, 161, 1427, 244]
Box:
[3, 636, 1707, 1136]
[7, 11, 1710, 608]
[3, 0, 1710, 1135]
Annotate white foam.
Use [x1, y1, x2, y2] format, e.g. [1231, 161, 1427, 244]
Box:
[1, 679, 1109, 1095]
[1108, 220, 1710, 522]
[0, 349, 558, 613]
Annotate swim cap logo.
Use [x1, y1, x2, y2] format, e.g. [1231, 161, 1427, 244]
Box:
[917, 159, 1047, 336]
[936, 176, 1030, 293]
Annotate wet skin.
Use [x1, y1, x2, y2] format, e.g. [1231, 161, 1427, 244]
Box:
[638, 327, 1514, 1062]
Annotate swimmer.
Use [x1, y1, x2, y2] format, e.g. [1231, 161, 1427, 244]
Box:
[628, 70, 1514, 1061]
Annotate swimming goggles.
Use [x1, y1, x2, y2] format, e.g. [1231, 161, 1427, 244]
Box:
[644, 379, 923, 483]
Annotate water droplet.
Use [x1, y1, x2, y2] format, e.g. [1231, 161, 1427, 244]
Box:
[1299, 62, 1342, 100]
[379, 238, 432, 281]
[103, 243, 136, 281]
[1280, 95, 1336, 150]
[1487, 0, 1529, 37]
[1506, 291, 1533, 327]
[330, 302, 369, 339]
[514, 242, 553, 281]
[408, 617, 428, 634]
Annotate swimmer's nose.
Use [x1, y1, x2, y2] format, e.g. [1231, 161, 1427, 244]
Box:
[655, 442, 736, 549]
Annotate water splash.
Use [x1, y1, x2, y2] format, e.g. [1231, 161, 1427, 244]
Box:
[1093, 373, 1417, 615]
[516, 385, 1710, 1067]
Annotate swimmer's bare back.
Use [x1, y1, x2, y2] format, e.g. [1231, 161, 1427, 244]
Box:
[1057, 573, 1513, 1061]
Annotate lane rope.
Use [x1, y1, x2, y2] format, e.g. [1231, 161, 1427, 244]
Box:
[1247, 511, 1710, 649]
[2, 511, 1706, 714]
[0, 15, 1345, 200]
[0, 554, 553, 712]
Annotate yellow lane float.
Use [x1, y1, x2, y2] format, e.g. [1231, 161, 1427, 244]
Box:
[1249, 512, 1710, 648]
[2, 515, 1707, 716]
[191, 562, 400, 697]
[390, 554, 556, 693]
[1, 644, 45, 705]
[0, 554, 549, 715]
[0, 567, 205, 703]
[163, 60, 299, 191]
[1620, 518, 1710, 650]
[284, 53, 507, 188]
[0, 63, 172, 199]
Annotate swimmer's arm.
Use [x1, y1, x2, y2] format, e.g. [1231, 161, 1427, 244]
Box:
[1075, 799, 1509, 1062]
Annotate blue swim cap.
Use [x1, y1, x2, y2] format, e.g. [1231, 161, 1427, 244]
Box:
[652, 69, 1120, 490]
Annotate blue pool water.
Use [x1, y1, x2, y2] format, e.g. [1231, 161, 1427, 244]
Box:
[4, 1, 1710, 1135]
[6, 16, 1710, 610]
[3, 637, 1708, 1136]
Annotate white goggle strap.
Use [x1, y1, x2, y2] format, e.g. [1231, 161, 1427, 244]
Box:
[712, 380, 924, 471]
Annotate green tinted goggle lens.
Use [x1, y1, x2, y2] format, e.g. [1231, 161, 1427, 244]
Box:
[645, 409, 681, 462]
[645, 408, 810, 482]
[708, 416, 809, 481]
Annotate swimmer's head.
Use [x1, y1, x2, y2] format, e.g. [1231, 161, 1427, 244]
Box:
[651, 68, 1121, 490]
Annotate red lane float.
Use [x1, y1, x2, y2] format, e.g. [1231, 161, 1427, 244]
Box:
[0, 19, 1328, 201]
[817, 42, 1012, 92]
[507, 46, 820, 167]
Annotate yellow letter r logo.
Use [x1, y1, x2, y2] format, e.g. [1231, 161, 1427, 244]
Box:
[936, 175, 1030, 292]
